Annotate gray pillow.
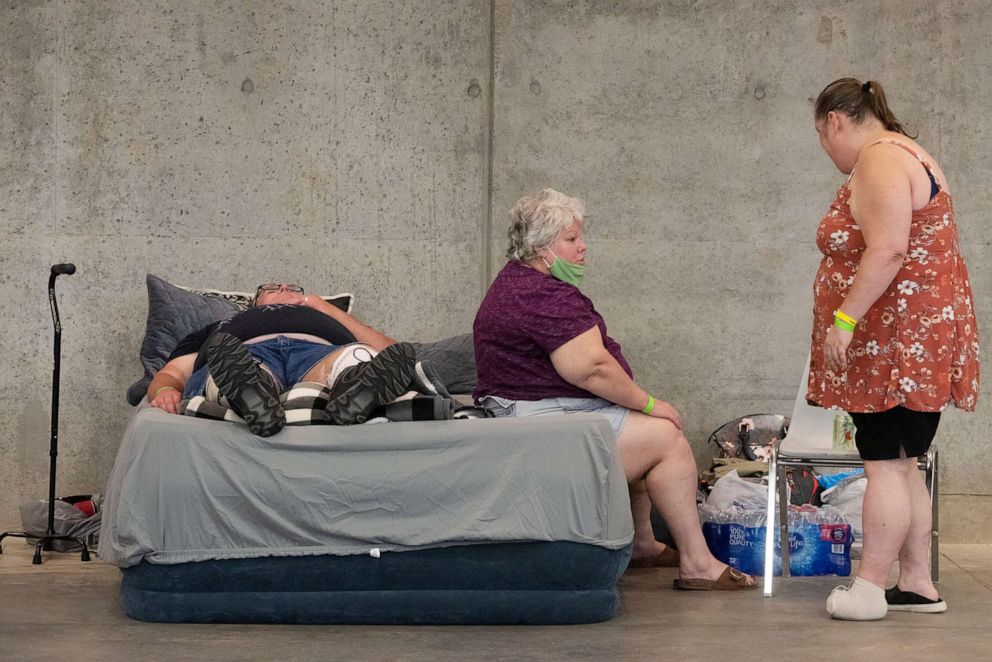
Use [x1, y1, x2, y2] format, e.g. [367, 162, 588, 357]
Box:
[409, 333, 476, 395]
[126, 275, 241, 405]
[126, 274, 355, 405]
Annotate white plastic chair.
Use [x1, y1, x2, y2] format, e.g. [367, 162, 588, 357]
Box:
[762, 354, 938, 596]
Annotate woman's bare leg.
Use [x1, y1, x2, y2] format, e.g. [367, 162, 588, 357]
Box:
[895, 462, 939, 599]
[616, 412, 752, 583]
[629, 480, 669, 558]
[857, 458, 915, 589]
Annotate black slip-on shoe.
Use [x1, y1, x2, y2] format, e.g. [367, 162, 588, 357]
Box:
[203, 332, 285, 437]
[412, 359, 451, 398]
[325, 342, 416, 425]
[885, 586, 948, 613]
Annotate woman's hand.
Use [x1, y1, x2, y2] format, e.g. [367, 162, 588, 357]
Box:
[823, 326, 853, 373]
[648, 399, 684, 431]
[150, 387, 182, 414]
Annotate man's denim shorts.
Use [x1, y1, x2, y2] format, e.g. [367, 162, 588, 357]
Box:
[183, 336, 340, 399]
[478, 395, 630, 437]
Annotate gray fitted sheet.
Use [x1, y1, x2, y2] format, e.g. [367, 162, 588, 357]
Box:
[99, 406, 634, 567]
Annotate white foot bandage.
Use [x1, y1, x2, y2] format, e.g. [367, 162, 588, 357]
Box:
[826, 577, 887, 621]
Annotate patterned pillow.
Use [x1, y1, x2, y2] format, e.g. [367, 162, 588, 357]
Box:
[126, 274, 355, 405]
[182, 286, 354, 314]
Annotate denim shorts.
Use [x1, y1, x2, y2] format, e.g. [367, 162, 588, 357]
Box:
[478, 395, 630, 437]
[183, 336, 340, 399]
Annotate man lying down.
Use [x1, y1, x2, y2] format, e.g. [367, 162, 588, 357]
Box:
[146, 282, 441, 436]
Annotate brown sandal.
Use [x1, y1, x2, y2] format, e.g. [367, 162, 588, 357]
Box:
[673, 566, 758, 591]
[627, 546, 680, 569]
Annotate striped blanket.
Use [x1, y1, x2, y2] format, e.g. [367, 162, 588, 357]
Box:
[181, 382, 487, 425]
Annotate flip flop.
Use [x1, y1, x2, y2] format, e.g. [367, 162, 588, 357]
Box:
[627, 546, 680, 568]
[673, 566, 758, 591]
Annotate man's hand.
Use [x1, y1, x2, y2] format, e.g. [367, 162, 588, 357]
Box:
[150, 387, 182, 414]
[823, 326, 854, 373]
[648, 399, 684, 431]
[147, 354, 195, 414]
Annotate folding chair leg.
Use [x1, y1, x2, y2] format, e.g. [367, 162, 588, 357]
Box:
[779, 464, 791, 577]
[928, 447, 939, 583]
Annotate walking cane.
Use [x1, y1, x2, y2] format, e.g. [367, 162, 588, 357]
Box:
[0, 263, 90, 564]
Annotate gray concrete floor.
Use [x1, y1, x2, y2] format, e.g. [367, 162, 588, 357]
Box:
[1, 530, 989, 662]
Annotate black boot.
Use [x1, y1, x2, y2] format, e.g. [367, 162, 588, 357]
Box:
[203, 332, 285, 437]
[325, 342, 416, 425]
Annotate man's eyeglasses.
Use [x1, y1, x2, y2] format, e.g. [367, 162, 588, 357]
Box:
[255, 283, 304, 297]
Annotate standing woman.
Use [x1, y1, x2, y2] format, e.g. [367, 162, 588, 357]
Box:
[809, 78, 980, 620]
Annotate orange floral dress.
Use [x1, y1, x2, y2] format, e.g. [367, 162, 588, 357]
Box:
[808, 140, 980, 413]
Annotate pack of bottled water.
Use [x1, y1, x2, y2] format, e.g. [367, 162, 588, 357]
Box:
[700, 502, 853, 576]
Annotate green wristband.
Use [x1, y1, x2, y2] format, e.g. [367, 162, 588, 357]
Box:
[833, 317, 856, 332]
[642, 395, 655, 415]
[834, 309, 857, 326]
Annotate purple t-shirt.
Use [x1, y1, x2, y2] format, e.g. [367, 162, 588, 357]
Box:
[473, 261, 632, 401]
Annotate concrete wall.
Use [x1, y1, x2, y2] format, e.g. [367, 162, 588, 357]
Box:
[2, 1, 989, 540]
[0, 0, 491, 522]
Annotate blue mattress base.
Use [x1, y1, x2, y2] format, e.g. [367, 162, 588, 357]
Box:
[120, 541, 632, 625]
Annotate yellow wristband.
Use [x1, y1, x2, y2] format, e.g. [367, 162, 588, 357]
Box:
[152, 386, 178, 398]
[642, 395, 655, 415]
[834, 310, 857, 326]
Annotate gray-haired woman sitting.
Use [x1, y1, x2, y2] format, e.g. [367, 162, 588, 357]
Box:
[472, 188, 756, 591]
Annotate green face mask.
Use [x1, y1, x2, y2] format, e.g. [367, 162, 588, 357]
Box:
[545, 249, 585, 287]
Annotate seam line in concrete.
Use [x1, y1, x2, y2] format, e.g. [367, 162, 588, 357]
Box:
[941, 553, 992, 592]
[54, 1, 62, 235]
[482, 0, 497, 296]
[942, 493, 992, 498]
